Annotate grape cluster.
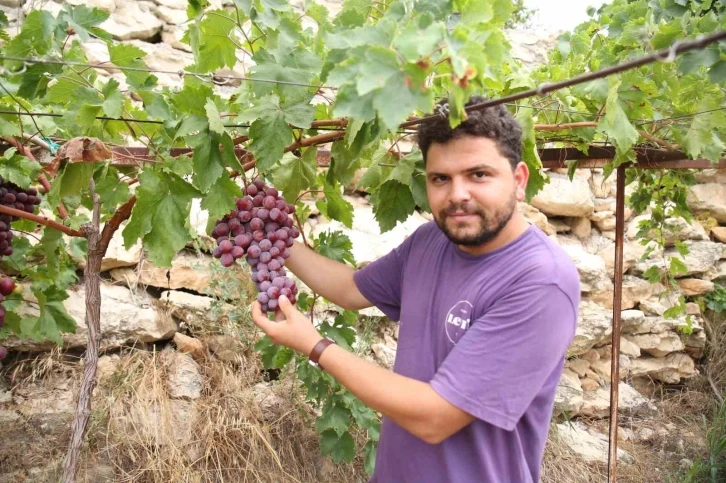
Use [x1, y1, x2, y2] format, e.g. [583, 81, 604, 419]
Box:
[0, 275, 15, 361]
[0, 178, 42, 261]
[0, 178, 41, 361]
[211, 178, 301, 313]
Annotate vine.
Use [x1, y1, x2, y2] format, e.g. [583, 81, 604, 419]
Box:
[0, 0, 722, 479]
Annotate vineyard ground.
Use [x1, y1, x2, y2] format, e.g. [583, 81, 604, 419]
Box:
[0, 309, 722, 483]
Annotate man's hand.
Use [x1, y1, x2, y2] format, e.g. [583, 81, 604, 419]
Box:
[251, 295, 323, 357]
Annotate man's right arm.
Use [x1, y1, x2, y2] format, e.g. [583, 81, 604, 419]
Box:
[285, 240, 372, 310]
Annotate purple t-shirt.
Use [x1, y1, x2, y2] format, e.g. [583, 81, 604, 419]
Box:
[353, 222, 580, 483]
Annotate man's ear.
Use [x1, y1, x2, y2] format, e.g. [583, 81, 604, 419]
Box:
[513, 161, 530, 201]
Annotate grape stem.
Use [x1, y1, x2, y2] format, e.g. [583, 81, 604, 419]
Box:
[0, 204, 83, 237]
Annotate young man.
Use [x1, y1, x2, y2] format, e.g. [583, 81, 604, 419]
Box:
[251, 97, 581, 482]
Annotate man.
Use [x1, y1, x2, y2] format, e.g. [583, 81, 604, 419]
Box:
[251, 96, 581, 482]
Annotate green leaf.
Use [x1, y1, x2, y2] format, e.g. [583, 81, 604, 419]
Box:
[201, 173, 242, 233]
[94, 168, 131, 213]
[410, 172, 430, 212]
[205, 98, 226, 134]
[708, 60, 726, 84]
[41, 228, 63, 280]
[269, 149, 317, 203]
[255, 336, 295, 368]
[0, 117, 21, 137]
[669, 256, 688, 276]
[194, 10, 237, 72]
[62, 4, 110, 42]
[597, 79, 638, 157]
[107, 42, 151, 89]
[188, 130, 225, 192]
[314, 230, 355, 266]
[320, 429, 356, 463]
[101, 80, 124, 118]
[123, 169, 200, 267]
[6, 10, 56, 59]
[387, 152, 417, 185]
[356, 47, 401, 96]
[515, 105, 548, 200]
[677, 46, 720, 75]
[682, 99, 726, 162]
[370, 180, 416, 232]
[0, 149, 40, 189]
[248, 114, 292, 172]
[317, 184, 354, 228]
[454, 0, 494, 24]
[316, 401, 352, 436]
[372, 71, 433, 132]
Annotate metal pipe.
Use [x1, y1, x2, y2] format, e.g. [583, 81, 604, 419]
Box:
[607, 165, 627, 482]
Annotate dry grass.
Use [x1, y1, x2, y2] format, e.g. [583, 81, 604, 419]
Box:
[540, 422, 608, 483]
[83, 348, 367, 483]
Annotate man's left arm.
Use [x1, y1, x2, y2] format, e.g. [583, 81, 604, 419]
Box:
[251, 296, 475, 445]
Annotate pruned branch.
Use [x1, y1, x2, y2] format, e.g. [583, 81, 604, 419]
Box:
[535, 121, 598, 131]
[637, 130, 679, 151]
[0, 204, 83, 237]
[98, 196, 136, 254]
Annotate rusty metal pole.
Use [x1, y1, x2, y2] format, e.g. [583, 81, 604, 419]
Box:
[607, 165, 627, 482]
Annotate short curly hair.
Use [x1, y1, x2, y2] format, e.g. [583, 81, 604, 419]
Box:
[416, 96, 523, 169]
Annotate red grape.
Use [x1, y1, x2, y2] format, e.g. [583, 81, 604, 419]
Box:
[0, 346, 6, 360]
[220, 253, 235, 267]
[231, 246, 245, 259]
[219, 240, 233, 254]
[246, 184, 258, 196]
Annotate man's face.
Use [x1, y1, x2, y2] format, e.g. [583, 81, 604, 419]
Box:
[425, 135, 528, 248]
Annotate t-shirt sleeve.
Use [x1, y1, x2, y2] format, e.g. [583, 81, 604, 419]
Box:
[352, 234, 417, 321]
[430, 283, 577, 431]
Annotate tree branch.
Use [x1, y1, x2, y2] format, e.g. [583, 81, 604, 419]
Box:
[637, 130, 679, 151]
[98, 196, 136, 254]
[534, 121, 598, 131]
[0, 204, 83, 237]
[61, 178, 103, 483]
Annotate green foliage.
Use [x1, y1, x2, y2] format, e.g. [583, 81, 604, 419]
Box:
[706, 284, 726, 313]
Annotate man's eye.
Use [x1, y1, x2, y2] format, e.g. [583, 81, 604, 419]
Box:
[472, 172, 487, 179]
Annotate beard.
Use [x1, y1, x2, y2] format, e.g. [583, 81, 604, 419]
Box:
[434, 192, 517, 247]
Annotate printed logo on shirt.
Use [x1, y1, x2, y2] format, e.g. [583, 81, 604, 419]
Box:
[445, 300, 473, 344]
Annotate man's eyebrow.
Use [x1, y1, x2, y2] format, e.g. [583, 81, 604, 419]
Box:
[464, 163, 496, 173]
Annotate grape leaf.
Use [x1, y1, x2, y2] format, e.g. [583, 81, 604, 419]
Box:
[317, 184, 354, 229]
[682, 99, 726, 162]
[453, 0, 494, 24]
[314, 230, 355, 266]
[370, 180, 416, 232]
[201, 173, 242, 233]
[515, 105, 549, 200]
[205, 98, 226, 134]
[316, 401, 352, 436]
[194, 9, 237, 72]
[387, 151, 418, 185]
[107, 42, 150, 89]
[255, 335, 295, 368]
[0, 148, 40, 189]
[410, 172, 430, 212]
[188, 130, 225, 192]
[247, 114, 292, 172]
[269, 148, 317, 203]
[5, 10, 56, 59]
[41, 227, 63, 280]
[61, 4, 110, 42]
[123, 169, 200, 267]
[320, 429, 355, 463]
[597, 79, 638, 156]
[708, 60, 726, 83]
[101, 79, 124, 118]
[26, 286, 77, 345]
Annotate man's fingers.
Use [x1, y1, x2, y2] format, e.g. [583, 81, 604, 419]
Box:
[251, 301, 276, 334]
[277, 295, 294, 316]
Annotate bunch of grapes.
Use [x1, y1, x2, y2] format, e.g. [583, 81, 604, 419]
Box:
[0, 275, 16, 361]
[0, 178, 42, 261]
[210, 178, 301, 313]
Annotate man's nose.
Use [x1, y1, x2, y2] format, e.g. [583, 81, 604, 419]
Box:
[449, 179, 471, 204]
